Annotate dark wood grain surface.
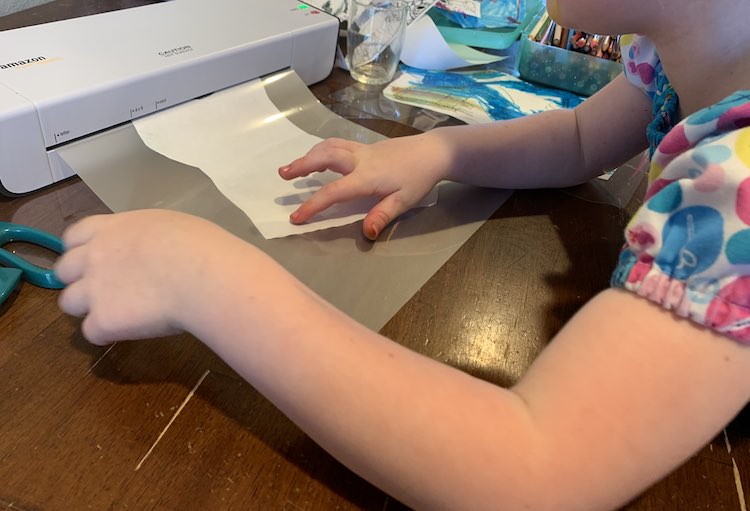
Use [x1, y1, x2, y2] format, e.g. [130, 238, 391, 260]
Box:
[1, 2, 749, 510]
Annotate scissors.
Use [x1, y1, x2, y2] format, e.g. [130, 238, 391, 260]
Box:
[0, 221, 65, 306]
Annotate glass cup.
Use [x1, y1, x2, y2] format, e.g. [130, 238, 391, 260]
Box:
[346, 0, 408, 85]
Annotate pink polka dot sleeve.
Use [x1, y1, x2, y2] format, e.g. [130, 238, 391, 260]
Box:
[612, 93, 750, 342]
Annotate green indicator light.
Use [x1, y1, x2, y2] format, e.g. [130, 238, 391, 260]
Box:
[298, 4, 309, 8]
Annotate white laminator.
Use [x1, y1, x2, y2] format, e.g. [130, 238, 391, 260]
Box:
[0, 0, 339, 194]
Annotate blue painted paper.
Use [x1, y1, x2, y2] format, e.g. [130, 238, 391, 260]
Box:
[385, 65, 584, 124]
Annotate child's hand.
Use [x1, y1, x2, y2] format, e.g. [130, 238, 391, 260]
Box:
[54, 210, 232, 345]
[278, 131, 455, 240]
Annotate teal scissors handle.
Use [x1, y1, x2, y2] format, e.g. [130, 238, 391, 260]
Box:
[0, 222, 65, 289]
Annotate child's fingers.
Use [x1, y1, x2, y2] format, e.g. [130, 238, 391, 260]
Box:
[321, 137, 362, 151]
[81, 313, 115, 346]
[289, 174, 374, 224]
[279, 140, 359, 179]
[61, 214, 110, 250]
[57, 281, 89, 318]
[53, 246, 87, 285]
[363, 192, 414, 240]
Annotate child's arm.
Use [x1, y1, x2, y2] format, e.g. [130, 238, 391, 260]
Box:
[55, 210, 750, 511]
[281, 73, 653, 239]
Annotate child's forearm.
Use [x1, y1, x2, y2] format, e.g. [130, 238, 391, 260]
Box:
[178, 244, 550, 509]
[436, 108, 591, 189]
[436, 74, 651, 190]
[177, 240, 750, 511]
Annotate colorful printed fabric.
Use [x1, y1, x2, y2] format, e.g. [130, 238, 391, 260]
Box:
[612, 38, 750, 342]
[621, 35, 660, 95]
[621, 35, 679, 157]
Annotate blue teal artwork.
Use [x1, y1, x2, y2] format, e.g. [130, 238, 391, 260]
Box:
[386, 65, 584, 123]
[435, 0, 525, 28]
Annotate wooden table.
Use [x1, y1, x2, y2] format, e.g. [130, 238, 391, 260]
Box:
[1, 2, 748, 510]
